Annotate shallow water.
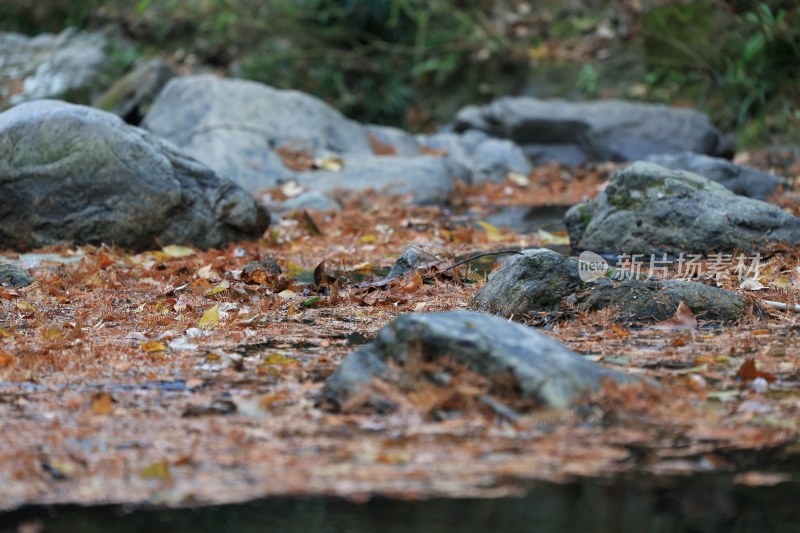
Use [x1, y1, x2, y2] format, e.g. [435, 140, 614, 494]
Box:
[4, 474, 798, 533]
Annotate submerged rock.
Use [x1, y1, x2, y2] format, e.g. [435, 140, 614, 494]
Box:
[564, 162, 800, 255]
[644, 152, 784, 200]
[471, 249, 744, 323]
[0, 100, 268, 251]
[322, 311, 638, 411]
[453, 97, 729, 165]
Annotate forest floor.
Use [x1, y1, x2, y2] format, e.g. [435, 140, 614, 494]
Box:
[1, 160, 799, 510]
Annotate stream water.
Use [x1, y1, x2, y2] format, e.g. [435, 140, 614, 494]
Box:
[3, 473, 798, 532]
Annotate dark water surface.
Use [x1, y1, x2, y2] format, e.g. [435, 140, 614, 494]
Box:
[3, 474, 798, 533]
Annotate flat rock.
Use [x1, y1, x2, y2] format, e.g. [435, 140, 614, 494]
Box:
[294, 155, 469, 205]
[0, 29, 120, 106]
[322, 311, 638, 411]
[0, 100, 268, 251]
[453, 97, 729, 165]
[644, 152, 784, 200]
[0, 264, 34, 287]
[471, 249, 744, 323]
[564, 162, 800, 255]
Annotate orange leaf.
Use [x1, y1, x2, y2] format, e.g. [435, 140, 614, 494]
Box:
[401, 272, 423, 293]
[92, 393, 114, 415]
[0, 352, 15, 367]
[738, 358, 776, 382]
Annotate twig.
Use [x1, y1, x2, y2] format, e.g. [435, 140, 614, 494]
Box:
[761, 299, 800, 313]
[440, 250, 523, 273]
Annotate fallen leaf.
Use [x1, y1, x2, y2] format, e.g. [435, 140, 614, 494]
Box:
[536, 229, 570, 245]
[205, 280, 230, 296]
[92, 393, 114, 415]
[139, 461, 171, 480]
[301, 296, 322, 308]
[161, 245, 195, 258]
[313, 258, 326, 287]
[476, 221, 503, 242]
[300, 210, 323, 236]
[740, 278, 765, 290]
[199, 304, 220, 329]
[140, 341, 167, 353]
[738, 358, 776, 382]
[0, 352, 15, 367]
[278, 289, 296, 299]
[651, 301, 697, 331]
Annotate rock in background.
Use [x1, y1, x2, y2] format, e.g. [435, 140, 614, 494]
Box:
[644, 152, 785, 200]
[93, 59, 176, 124]
[471, 248, 744, 323]
[0, 100, 268, 252]
[453, 97, 730, 165]
[0, 28, 122, 107]
[322, 311, 638, 412]
[142, 75, 530, 202]
[564, 162, 800, 255]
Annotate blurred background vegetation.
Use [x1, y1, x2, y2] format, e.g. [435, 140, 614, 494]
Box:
[1, 0, 798, 147]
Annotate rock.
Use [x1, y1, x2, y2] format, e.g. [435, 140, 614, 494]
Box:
[387, 248, 423, 280]
[644, 152, 784, 200]
[294, 155, 469, 205]
[471, 248, 744, 323]
[0, 29, 121, 107]
[565, 162, 800, 255]
[453, 97, 728, 165]
[93, 59, 176, 124]
[366, 125, 419, 156]
[0, 100, 268, 252]
[322, 311, 637, 411]
[0, 264, 34, 287]
[278, 191, 340, 213]
[142, 75, 373, 192]
[420, 131, 530, 184]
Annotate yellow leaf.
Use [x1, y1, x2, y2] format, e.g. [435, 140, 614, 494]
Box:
[139, 461, 170, 480]
[358, 234, 376, 244]
[285, 262, 303, 278]
[770, 276, 790, 288]
[161, 245, 195, 258]
[317, 155, 343, 171]
[140, 341, 167, 353]
[205, 280, 230, 296]
[278, 289, 296, 299]
[199, 304, 219, 329]
[536, 229, 570, 245]
[16, 300, 36, 313]
[0, 328, 13, 339]
[40, 324, 64, 341]
[476, 221, 502, 242]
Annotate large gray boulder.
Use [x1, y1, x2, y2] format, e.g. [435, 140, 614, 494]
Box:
[565, 162, 800, 255]
[142, 75, 373, 192]
[644, 152, 784, 200]
[471, 249, 744, 323]
[453, 97, 729, 165]
[0, 100, 268, 251]
[0, 29, 120, 107]
[322, 311, 638, 411]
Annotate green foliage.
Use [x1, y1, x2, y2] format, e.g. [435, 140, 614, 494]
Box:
[641, 1, 800, 146]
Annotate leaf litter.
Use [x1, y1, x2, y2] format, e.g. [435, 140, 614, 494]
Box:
[0, 165, 799, 510]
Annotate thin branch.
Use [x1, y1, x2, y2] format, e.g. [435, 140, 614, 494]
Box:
[440, 250, 522, 273]
[761, 299, 800, 313]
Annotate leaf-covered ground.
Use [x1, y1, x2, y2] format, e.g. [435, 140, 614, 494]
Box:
[1, 160, 799, 510]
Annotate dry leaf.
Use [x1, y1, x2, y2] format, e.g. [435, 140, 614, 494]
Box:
[313, 258, 327, 287]
[738, 358, 776, 382]
[92, 393, 114, 415]
[651, 301, 697, 331]
[476, 221, 502, 242]
[140, 341, 167, 353]
[0, 352, 15, 367]
[199, 304, 220, 329]
[161, 245, 195, 258]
